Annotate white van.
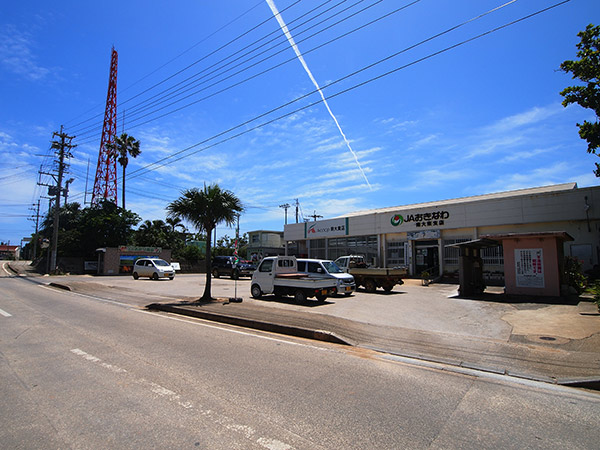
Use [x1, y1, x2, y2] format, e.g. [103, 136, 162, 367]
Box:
[297, 259, 356, 296]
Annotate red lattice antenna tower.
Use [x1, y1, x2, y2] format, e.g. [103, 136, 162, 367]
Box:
[92, 47, 119, 206]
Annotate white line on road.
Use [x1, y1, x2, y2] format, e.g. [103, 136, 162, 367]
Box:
[1, 262, 13, 276]
[38, 283, 331, 352]
[70, 348, 293, 449]
[38, 285, 132, 308]
[0, 307, 12, 317]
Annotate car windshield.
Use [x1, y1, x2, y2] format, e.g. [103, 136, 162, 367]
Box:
[153, 259, 170, 266]
[323, 261, 343, 273]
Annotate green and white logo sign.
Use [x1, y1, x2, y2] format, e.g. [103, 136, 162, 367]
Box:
[391, 214, 404, 226]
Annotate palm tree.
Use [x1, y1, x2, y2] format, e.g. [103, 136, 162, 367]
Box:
[167, 184, 243, 301]
[166, 216, 185, 233]
[106, 133, 141, 209]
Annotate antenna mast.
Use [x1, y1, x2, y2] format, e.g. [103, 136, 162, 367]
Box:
[91, 47, 118, 205]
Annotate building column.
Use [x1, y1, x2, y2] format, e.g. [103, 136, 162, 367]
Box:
[438, 238, 444, 277]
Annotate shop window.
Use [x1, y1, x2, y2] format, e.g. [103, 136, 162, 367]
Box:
[326, 235, 378, 262]
[310, 239, 326, 259]
[443, 238, 470, 266]
[386, 241, 407, 267]
[481, 245, 504, 266]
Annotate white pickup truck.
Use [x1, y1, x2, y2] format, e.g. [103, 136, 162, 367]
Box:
[251, 256, 338, 303]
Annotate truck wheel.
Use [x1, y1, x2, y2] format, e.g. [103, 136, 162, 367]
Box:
[315, 292, 327, 302]
[212, 269, 220, 278]
[251, 284, 262, 299]
[364, 279, 376, 293]
[231, 269, 239, 280]
[132, 272, 139, 280]
[382, 283, 394, 292]
[294, 290, 307, 304]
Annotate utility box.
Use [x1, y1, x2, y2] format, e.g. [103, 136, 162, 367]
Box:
[447, 238, 499, 296]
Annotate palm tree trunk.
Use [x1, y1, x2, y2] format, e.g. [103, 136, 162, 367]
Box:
[122, 166, 126, 209]
[202, 227, 213, 301]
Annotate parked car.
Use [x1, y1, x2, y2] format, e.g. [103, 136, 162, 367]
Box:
[132, 258, 175, 280]
[212, 255, 256, 279]
[297, 258, 356, 296]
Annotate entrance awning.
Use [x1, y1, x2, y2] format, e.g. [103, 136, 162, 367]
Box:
[445, 238, 500, 250]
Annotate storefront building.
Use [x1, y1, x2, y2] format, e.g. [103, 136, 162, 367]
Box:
[283, 183, 599, 279]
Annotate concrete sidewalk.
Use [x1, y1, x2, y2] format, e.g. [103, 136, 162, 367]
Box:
[6, 261, 600, 388]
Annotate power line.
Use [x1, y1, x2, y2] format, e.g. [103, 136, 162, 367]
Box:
[66, 0, 305, 132]
[63, 0, 569, 202]
[69, 0, 385, 141]
[125, 0, 544, 180]
[63, 0, 267, 128]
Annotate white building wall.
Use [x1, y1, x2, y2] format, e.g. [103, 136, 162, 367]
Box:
[283, 184, 600, 272]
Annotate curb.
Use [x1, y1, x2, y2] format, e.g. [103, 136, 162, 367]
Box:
[146, 303, 352, 346]
[49, 282, 71, 291]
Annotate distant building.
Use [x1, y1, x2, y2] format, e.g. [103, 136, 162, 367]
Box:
[95, 246, 172, 275]
[284, 183, 600, 280]
[0, 245, 20, 260]
[247, 230, 285, 261]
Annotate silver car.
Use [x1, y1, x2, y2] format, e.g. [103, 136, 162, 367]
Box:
[132, 258, 175, 280]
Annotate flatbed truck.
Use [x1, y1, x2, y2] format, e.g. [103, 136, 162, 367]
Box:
[334, 255, 407, 293]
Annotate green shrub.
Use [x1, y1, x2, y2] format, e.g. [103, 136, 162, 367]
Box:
[564, 256, 587, 295]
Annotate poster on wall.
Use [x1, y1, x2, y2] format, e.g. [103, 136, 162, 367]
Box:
[515, 248, 544, 288]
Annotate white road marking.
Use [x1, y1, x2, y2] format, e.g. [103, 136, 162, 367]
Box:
[38, 285, 132, 308]
[1, 263, 13, 276]
[70, 348, 293, 449]
[39, 283, 331, 352]
[0, 307, 12, 317]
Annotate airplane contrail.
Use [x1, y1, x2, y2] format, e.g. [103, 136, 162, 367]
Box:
[265, 0, 373, 190]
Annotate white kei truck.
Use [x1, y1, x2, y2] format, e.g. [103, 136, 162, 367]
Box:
[251, 256, 338, 303]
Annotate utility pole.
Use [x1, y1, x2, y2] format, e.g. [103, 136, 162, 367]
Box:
[279, 203, 290, 225]
[27, 199, 41, 260]
[294, 199, 300, 223]
[308, 210, 323, 221]
[49, 126, 76, 273]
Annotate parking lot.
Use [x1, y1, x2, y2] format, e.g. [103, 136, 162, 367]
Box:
[46, 270, 599, 343]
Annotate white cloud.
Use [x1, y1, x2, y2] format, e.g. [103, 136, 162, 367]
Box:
[474, 162, 574, 193]
[499, 147, 551, 163]
[484, 104, 562, 134]
[0, 24, 51, 81]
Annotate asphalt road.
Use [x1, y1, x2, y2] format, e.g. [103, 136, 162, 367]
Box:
[1, 271, 599, 449]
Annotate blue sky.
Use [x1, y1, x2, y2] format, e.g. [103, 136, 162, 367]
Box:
[1, 0, 598, 246]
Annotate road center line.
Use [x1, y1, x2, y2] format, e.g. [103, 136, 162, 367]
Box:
[0, 307, 12, 317]
[70, 348, 293, 449]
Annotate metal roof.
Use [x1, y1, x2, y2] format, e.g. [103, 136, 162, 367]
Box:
[336, 182, 578, 218]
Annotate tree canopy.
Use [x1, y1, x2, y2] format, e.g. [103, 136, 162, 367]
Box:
[560, 23, 600, 176]
[106, 133, 141, 208]
[39, 201, 140, 258]
[167, 184, 243, 300]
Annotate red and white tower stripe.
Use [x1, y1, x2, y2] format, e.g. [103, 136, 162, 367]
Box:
[92, 47, 118, 206]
